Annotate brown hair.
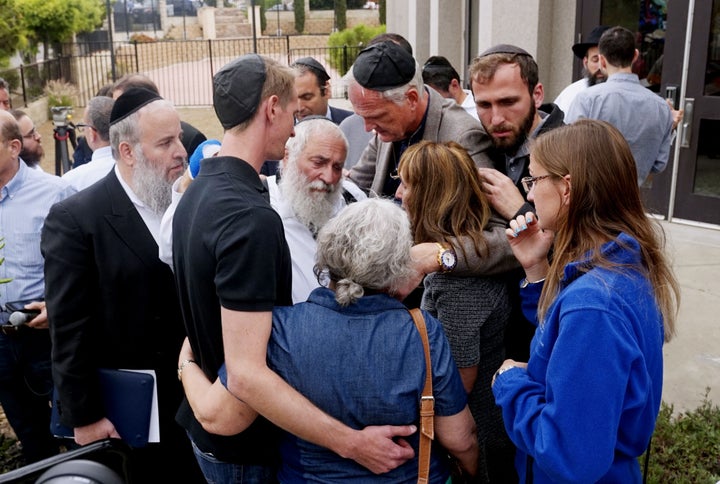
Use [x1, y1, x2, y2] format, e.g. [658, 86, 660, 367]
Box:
[469, 52, 539, 96]
[531, 119, 679, 341]
[397, 141, 491, 260]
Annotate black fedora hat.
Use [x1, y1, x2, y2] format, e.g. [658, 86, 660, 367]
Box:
[572, 26, 611, 59]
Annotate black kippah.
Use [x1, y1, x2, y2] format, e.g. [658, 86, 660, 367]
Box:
[110, 87, 162, 125]
[352, 41, 416, 92]
[478, 44, 532, 58]
[213, 54, 266, 130]
[293, 57, 330, 83]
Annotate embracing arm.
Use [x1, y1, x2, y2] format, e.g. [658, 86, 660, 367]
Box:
[178, 338, 257, 436]
[222, 308, 416, 474]
[435, 407, 479, 478]
[347, 136, 379, 194]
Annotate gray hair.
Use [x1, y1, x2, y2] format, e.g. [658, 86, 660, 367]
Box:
[109, 99, 172, 159]
[86, 96, 115, 142]
[344, 61, 424, 106]
[284, 117, 348, 167]
[315, 198, 414, 306]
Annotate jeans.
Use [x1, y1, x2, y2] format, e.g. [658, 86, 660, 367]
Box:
[0, 328, 59, 463]
[191, 439, 278, 484]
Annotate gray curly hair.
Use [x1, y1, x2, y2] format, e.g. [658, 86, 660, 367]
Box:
[315, 198, 415, 306]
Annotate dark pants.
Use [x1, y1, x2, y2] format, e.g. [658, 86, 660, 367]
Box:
[0, 328, 60, 463]
[191, 440, 278, 484]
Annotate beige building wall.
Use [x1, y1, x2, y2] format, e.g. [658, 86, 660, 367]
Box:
[387, 0, 577, 102]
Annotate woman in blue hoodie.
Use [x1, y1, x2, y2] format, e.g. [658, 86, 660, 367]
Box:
[493, 119, 680, 483]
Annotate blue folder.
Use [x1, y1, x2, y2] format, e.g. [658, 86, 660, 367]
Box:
[50, 369, 155, 448]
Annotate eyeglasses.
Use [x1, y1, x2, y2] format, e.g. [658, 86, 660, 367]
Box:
[22, 127, 39, 139]
[521, 174, 552, 193]
[75, 123, 95, 133]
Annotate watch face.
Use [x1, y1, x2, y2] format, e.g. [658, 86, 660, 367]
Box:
[441, 251, 456, 268]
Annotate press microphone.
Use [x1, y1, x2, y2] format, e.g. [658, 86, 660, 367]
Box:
[8, 311, 38, 326]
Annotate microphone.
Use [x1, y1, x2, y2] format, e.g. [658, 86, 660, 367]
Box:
[8, 311, 38, 326]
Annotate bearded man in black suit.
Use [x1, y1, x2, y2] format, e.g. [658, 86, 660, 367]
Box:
[41, 88, 202, 483]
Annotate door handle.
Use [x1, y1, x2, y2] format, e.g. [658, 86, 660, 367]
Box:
[680, 98, 693, 148]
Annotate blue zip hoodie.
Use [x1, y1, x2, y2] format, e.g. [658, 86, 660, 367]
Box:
[493, 233, 665, 483]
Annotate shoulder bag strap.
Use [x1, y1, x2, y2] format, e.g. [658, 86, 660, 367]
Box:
[410, 308, 434, 484]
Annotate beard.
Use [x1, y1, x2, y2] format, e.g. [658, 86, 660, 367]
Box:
[487, 101, 536, 155]
[584, 67, 607, 87]
[280, 161, 342, 236]
[20, 145, 44, 167]
[132, 146, 180, 215]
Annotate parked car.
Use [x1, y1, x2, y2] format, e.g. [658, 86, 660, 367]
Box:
[268, 2, 292, 11]
[168, 0, 198, 16]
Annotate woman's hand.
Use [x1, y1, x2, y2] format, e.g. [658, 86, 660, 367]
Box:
[505, 212, 553, 282]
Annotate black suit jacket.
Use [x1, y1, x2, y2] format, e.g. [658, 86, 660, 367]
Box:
[329, 106, 353, 125]
[41, 170, 185, 432]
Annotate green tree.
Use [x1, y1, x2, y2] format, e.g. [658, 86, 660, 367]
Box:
[327, 23, 385, 75]
[294, 0, 305, 33]
[18, 0, 104, 60]
[378, 0, 385, 24]
[0, 0, 26, 61]
[334, 0, 346, 31]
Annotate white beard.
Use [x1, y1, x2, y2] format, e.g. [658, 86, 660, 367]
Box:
[133, 146, 175, 215]
[280, 161, 342, 236]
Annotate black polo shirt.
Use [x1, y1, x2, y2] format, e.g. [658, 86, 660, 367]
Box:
[173, 155, 292, 464]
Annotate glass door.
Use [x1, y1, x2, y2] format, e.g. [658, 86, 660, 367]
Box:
[664, 1, 720, 224]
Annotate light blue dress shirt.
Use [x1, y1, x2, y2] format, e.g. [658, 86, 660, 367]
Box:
[565, 72, 674, 185]
[0, 159, 75, 323]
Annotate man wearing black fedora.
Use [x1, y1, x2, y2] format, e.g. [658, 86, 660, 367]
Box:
[554, 25, 611, 113]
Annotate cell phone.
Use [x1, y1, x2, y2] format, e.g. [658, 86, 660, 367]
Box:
[5, 300, 41, 316]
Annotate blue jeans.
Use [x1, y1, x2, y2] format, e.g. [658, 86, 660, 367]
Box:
[191, 439, 278, 483]
[0, 328, 59, 463]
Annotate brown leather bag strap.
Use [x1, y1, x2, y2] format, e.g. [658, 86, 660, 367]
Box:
[410, 308, 434, 484]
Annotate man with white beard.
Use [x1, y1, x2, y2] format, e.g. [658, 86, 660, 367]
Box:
[268, 117, 366, 302]
[42, 88, 204, 482]
[159, 116, 366, 303]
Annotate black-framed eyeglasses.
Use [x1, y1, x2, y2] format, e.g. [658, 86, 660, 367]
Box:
[22, 127, 39, 139]
[521, 174, 552, 193]
[75, 123, 94, 133]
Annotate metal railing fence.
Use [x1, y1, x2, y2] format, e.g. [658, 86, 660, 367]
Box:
[2, 38, 363, 109]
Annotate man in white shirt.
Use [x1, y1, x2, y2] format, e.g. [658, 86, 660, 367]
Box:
[62, 96, 115, 191]
[159, 117, 366, 303]
[554, 25, 610, 114]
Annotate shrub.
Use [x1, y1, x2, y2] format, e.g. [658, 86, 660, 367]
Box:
[44, 80, 78, 109]
[129, 33, 156, 44]
[642, 389, 720, 483]
[327, 23, 385, 75]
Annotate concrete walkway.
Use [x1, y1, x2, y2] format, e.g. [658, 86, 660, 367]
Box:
[661, 220, 720, 413]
